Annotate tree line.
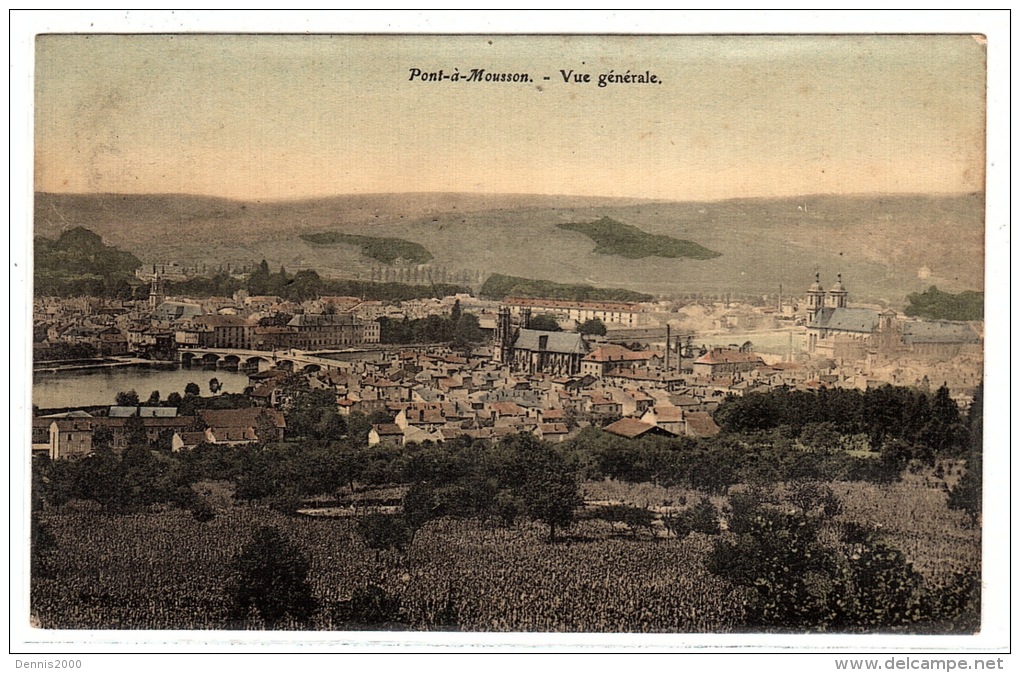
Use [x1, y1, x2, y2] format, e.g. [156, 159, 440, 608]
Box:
[713, 384, 969, 459]
[904, 286, 983, 322]
[171, 261, 470, 303]
[377, 301, 483, 346]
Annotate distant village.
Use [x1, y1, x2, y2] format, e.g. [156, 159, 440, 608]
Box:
[33, 269, 983, 461]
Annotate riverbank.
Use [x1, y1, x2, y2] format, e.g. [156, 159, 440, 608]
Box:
[33, 356, 173, 375]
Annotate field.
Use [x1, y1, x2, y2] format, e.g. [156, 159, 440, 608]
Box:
[31, 471, 979, 632]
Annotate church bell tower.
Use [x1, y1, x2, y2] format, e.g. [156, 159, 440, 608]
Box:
[806, 273, 825, 323]
[826, 273, 848, 309]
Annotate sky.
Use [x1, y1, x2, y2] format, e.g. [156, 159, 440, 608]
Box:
[34, 33, 986, 201]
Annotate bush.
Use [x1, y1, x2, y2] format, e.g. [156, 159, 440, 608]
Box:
[227, 526, 317, 627]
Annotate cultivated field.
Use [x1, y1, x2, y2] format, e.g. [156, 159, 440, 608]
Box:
[31, 472, 979, 632]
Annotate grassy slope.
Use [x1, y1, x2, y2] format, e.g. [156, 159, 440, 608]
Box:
[34, 192, 984, 304]
[300, 232, 433, 264]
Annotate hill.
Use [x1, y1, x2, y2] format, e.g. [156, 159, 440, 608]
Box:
[34, 227, 142, 297]
[33, 191, 984, 305]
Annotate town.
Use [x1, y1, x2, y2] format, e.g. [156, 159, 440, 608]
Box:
[33, 266, 982, 459]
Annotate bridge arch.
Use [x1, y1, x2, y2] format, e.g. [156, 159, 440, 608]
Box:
[244, 356, 274, 372]
[200, 353, 221, 367]
[221, 354, 241, 370]
[302, 363, 321, 374]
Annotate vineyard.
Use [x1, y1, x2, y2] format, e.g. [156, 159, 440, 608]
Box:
[31, 471, 979, 633]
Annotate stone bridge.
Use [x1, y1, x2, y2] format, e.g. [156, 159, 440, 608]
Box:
[178, 347, 352, 374]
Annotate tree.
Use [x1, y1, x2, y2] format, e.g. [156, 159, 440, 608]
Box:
[527, 314, 561, 332]
[209, 377, 222, 395]
[227, 526, 317, 627]
[452, 312, 484, 346]
[124, 413, 149, 450]
[115, 389, 140, 407]
[707, 492, 841, 629]
[578, 318, 607, 336]
[949, 383, 983, 523]
[685, 496, 722, 535]
[520, 474, 582, 542]
[31, 512, 58, 579]
[184, 382, 201, 397]
[146, 390, 161, 406]
[925, 384, 965, 456]
[284, 383, 346, 442]
[838, 540, 924, 630]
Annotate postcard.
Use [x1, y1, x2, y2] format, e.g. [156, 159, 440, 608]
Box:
[11, 11, 1009, 662]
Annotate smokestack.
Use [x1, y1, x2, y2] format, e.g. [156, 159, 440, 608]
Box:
[665, 324, 671, 372]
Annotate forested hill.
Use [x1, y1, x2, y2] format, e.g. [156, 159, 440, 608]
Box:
[34, 227, 142, 297]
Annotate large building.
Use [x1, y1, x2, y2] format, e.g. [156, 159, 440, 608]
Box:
[504, 297, 645, 328]
[493, 306, 590, 375]
[252, 313, 380, 350]
[804, 274, 981, 360]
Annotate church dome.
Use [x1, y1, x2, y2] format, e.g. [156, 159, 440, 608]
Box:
[830, 274, 846, 293]
[808, 273, 823, 292]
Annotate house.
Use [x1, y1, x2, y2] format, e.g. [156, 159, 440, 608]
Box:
[190, 314, 254, 350]
[198, 408, 286, 445]
[639, 406, 684, 436]
[602, 418, 675, 440]
[369, 423, 405, 446]
[534, 422, 570, 444]
[504, 297, 645, 327]
[692, 348, 765, 378]
[585, 391, 622, 419]
[580, 344, 652, 378]
[43, 414, 193, 460]
[171, 431, 210, 452]
[683, 411, 721, 438]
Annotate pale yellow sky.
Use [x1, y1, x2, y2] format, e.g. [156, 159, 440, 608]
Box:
[34, 34, 986, 201]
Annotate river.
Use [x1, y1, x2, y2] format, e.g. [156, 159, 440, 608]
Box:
[33, 365, 252, 410]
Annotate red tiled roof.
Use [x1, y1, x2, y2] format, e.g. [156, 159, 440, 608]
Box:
[603, 418, 658, 439]
[647, 405, 684, 422]
[684, 412, 721, 437]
